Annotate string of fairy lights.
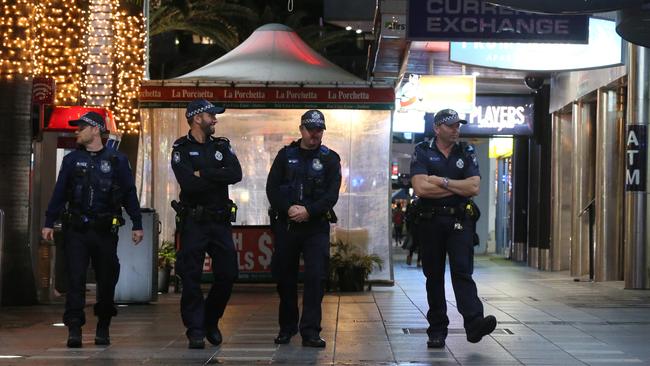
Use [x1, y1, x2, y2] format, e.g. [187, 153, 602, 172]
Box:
[0, 0, 145, 134]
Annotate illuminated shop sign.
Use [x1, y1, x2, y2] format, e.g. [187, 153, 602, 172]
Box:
[396, 74, 476, 114]
[407, 0, 589, 43]
[462, 95, 534, 136]
[449, 18, 622, 71]
[392, 95, 534, 136]
[487, 0, 643, 14]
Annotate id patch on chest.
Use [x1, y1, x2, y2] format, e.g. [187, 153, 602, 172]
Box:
[456, 158, 464, 169]
[100, 160, 111, 173]
[312, 158, 323, 171]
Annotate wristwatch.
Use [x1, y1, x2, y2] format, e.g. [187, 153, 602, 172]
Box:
[442, 177, 449, 188]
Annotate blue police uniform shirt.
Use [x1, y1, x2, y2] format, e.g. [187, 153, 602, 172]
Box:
[44, 146, 143, 230]
[266, 140, 341, 219]
[410, 139, 480, 207]
[171, 132, 242, 210]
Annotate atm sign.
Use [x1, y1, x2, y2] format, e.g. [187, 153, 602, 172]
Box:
[626, 125, 647, 192]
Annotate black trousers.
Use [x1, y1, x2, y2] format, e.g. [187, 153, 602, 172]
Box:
[176, 217, 238, 338]
[63, 227, 120, 327]
[271, 219, 330, 338]
[418, 216, 484, 338]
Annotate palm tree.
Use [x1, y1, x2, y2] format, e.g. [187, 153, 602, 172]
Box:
[149, 0, 257, 52]
[147, 0, 364, 78]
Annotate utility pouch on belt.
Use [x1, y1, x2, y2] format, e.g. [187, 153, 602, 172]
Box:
[464, 200, 481, 221]
[171, 200, 185, 229]
[268, 208, 279, 225]
[228, 201, 238, 222]
[464, 200, 481, 246]
[110, 216, 125, 234]
[325, 209, 338, 223]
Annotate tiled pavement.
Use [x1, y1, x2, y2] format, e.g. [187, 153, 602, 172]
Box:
[2, 249, 650, 365]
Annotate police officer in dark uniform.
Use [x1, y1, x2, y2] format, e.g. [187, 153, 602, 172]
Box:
[266, 110, 341, 348]
[42, 111, 144, 348]
[171, 99, 242, 349]
[410, 109, 496, 349]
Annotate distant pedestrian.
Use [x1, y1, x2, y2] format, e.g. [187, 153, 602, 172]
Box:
[392, 203, 405, 246]
[404, 199, 421, 266]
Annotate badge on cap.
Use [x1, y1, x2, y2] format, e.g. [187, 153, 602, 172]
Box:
[173, 151, 181, 164]
[312, 158, 323, 171]
[100, 160, 111, 173]
[215, 150, 223, 161]
[456, 158, 464, 169]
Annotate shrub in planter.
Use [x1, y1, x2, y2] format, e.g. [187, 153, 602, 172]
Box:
[158, 240, 176, 293]
[329, 240, 383, 292]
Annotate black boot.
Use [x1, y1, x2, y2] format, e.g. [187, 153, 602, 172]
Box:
[95, 318, 111, 345]
[205, 326, 222, 346]
[67, 326, 82, 348]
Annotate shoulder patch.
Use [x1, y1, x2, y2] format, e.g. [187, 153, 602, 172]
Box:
[416, 141, 431, 150]
[319, 145, 330, 155]
[173, 136, 189, 148]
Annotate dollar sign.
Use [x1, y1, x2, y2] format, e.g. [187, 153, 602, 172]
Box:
[258, 232, 273, 269]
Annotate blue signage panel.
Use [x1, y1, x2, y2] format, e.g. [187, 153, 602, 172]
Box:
[461, 95, 534, 136]
[407, 0, 589, 43]
[626, 125, 647, 192]
[449, 18, 622, 72]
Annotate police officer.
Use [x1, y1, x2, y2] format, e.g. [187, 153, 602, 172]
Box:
[41, 111, 144, 348]
[266, 110, 341, 348]
[171, 99, 242, 349]
[410, 108, 496, 349]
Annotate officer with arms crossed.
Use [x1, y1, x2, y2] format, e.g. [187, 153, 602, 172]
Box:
[42, 111, 144, 348]
[171, 99, 242, 349]
[410, 109, 496, 349]
[266, 110, 341, 348]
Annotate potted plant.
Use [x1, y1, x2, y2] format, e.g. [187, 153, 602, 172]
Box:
[329, 240, 383, 292]
[157, 240, 176, 293]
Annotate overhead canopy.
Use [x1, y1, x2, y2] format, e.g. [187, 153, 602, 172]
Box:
[175, 23, 364, 83]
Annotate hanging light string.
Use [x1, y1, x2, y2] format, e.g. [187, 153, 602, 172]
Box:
[0, 0, 145, 134]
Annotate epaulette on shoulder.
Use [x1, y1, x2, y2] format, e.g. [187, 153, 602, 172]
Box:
[214, 136, 230, 144]
[416, 140, 431, 150]
[172, 136, 189, 149]
[319, 145, 330, 155]
[458, 141, 474, 153]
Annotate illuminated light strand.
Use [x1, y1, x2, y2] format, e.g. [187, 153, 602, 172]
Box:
[0, 0, 145, 133]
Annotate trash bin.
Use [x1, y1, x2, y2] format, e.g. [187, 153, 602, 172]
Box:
[114, 208, 159, 303]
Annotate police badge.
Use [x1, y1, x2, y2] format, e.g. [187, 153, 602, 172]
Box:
[215, 150, 223, 161]
[456, 158, 464, 169]
[173, 151, 181, 164]
[100, 160, 111, 173]
[312, 158, 323, 171]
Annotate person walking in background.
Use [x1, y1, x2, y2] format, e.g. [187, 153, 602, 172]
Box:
[404, 198, 421, 267]
[392, 202, 405, 246]
[410, 108, 496, 349]
[170, 99, 242, 349]
[41, 111, 143, 348]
